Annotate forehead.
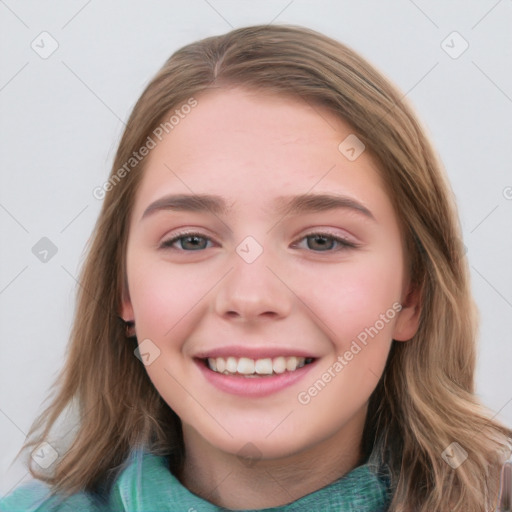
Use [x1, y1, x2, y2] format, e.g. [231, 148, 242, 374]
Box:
[157, 87, 355, 161]
[132, 87, 389, 219]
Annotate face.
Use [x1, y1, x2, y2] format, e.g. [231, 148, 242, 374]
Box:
[121, 87, 419, 462]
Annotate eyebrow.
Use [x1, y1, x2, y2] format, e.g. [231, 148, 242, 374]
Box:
[141, 193, 376, 221]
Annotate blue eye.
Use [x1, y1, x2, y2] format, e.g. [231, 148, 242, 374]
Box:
[160, 233, 212, 251]
[295, 233, 357, 252]
[160, 231, 357, 252]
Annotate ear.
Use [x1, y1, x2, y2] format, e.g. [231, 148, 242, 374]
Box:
[393, 282, 422, 342]
[120, 281, 134, 322]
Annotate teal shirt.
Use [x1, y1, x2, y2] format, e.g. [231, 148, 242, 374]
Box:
[0, 450, 392, 511]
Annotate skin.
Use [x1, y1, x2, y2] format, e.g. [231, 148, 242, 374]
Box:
[121, 87, 420, 509]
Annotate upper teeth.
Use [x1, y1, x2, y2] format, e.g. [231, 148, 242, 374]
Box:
[207, 356, 311, 375]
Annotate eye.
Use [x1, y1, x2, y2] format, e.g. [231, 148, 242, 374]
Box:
[293, 232, 358, 252]
[159, 230, 358, 253]
[160, 232, 213, 251]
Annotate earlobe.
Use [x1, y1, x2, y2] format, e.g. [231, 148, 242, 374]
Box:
[393, 286, 422, 342]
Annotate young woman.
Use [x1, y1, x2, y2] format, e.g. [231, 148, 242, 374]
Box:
[2, 24, 511, 512]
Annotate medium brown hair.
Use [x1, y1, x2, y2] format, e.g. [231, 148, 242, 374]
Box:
[17, 25, 511, 511]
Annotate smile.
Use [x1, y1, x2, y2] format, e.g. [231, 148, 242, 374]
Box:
[205, 356, 315, 377]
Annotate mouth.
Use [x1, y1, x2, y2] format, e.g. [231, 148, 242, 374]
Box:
[198, 356, 316, 378]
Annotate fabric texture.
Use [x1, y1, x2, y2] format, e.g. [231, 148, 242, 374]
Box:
[0, 449, 392, 511]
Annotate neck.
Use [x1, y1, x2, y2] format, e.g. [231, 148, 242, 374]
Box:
[178, 409, 367, 509]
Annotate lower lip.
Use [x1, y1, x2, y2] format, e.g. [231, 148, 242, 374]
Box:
[195, 359, 318, 397]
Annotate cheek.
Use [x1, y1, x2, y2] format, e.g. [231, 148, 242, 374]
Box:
[126, 257, 209, 415]
[298, 253, 404, 346]
[127, 254, 215, 342]
[296, 256, 401, 407]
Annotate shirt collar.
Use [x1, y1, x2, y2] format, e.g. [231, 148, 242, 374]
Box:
[109, 449, 392, 511]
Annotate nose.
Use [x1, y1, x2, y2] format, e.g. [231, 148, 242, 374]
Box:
[213, 246, 293, 323]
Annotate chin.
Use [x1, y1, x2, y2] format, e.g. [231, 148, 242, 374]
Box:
[198, 422, 314, 461]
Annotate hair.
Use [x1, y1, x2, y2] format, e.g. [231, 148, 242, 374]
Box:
[15, 24, 511, 512]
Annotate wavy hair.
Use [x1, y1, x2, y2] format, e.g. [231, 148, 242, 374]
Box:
[15, 24, 511, 511]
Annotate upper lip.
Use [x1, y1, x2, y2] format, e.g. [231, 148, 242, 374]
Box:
[194, 346, 318, 360]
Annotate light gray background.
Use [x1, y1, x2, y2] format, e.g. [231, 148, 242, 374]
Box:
[1, 0, 511, 495]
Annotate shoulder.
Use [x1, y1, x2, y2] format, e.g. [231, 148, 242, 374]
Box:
[0, 451, 172, 512]
[0, 479, 104, 512]
[106, 450, 175, 511]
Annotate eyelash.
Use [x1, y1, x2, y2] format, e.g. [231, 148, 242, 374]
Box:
[159, 230, 358, 253]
